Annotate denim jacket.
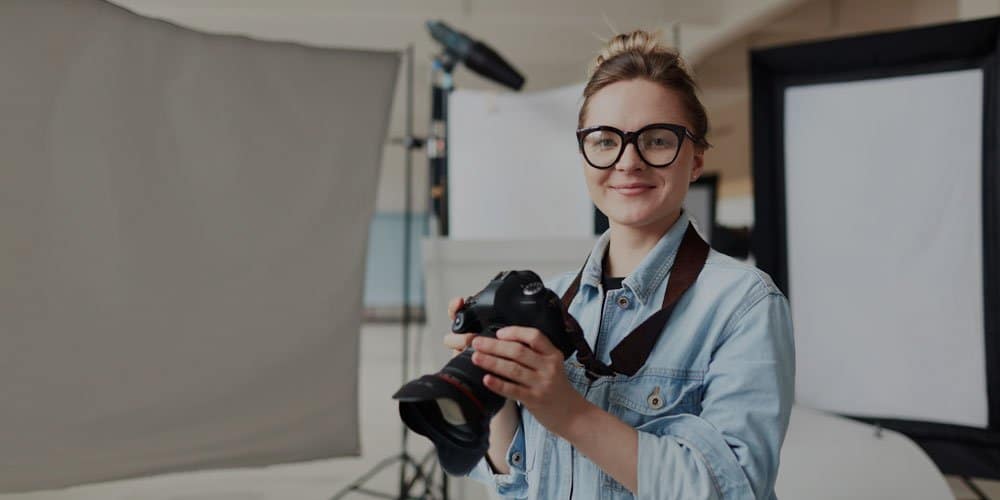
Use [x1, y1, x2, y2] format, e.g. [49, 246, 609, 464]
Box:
[467, 211, 796, 499]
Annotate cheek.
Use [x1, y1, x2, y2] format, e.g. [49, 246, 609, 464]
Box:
[582, 166, 607, 191]
[660, 159, 693, 190]
[650, 170, 689, 207]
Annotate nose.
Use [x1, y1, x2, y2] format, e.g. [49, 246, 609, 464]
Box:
[616, 142, 645, 171]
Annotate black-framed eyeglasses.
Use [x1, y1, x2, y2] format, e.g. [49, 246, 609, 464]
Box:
[575, 123, 698, 169]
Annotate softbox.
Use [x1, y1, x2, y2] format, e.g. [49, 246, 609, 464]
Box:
[751, 17, 1000, 478]
[0, 0, 398, 492]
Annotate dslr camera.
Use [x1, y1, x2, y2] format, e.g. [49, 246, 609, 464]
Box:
[392, 270, 580, 475]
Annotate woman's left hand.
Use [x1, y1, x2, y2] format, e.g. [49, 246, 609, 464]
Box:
[470, 326, 587, 437]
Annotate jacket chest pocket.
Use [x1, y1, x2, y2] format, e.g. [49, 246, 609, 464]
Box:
[601, 371, 704, 496]
[607, 370, 703, 428]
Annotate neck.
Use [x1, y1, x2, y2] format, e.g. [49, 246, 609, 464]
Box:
[603, 210, 682, 278]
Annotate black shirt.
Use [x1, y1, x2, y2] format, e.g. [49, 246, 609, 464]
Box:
[601, 253, 625, 291]
[601, 274, 625, 291]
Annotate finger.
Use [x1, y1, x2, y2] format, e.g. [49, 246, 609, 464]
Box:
[443, 332, 476, 351]
[471, 351, 536, 387]
[471, 336, 543, 370]
[447, 296, 464, 321]
[483, 373, 527, 401]
[496, 326, 560, 356]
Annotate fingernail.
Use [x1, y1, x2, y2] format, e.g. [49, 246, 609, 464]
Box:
[496, 328, 506, 338]
[472, 337, 483, 348]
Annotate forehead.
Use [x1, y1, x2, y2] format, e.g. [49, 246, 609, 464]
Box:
[582, 79, 691, 130]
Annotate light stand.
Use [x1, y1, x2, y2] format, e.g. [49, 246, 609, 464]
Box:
[423, 20, 524, 236]
[333, 21, 524, 499]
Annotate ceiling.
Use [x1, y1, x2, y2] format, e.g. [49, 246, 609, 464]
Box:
[109, 0, 803, 91]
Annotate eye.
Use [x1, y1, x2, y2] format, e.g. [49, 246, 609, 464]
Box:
[641, 132, 677, 149]
[584, 131, 620, 150]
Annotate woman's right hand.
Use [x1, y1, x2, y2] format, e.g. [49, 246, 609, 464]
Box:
[443, 296, 477, 358]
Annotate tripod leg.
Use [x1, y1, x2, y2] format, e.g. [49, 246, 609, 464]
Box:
[329, 455, 403, 500]
[441, 469, 449, 500]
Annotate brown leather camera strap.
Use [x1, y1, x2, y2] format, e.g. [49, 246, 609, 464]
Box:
[560, 223, 710, 379]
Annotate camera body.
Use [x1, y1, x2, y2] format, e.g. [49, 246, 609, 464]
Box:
[451, 270, 577, 356]
[393, 269, 581, 475]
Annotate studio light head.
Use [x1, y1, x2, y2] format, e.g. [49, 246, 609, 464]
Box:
[426, 20, 525, 90]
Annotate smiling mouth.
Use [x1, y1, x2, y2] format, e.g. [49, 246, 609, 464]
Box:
[612, 185, 654, 195]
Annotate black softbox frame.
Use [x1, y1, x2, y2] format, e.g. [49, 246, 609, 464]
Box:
[751, 17, 1000, 479]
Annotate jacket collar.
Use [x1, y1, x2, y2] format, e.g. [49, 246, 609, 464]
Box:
[579, 210, 691, 306]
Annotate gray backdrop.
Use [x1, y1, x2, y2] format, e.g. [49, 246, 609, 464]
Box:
[0, 0, 398, 492]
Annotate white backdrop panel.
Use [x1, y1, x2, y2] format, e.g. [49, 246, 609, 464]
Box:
[0, 0, 398, 492]
[449, 84, 593, 239]
[685, 183, 714, 243]
[784, 69, 987, 428]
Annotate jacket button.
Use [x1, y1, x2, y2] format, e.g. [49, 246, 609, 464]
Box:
[647, 387, 664, 409]
[511, 451, 523, 465]
[617, 296, 630, 309]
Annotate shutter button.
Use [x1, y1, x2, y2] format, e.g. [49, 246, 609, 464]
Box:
[647, 387, 664, 410]
[617, 296, 630, 309]
[511, 451, 523, 465]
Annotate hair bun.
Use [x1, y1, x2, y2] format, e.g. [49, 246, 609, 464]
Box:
[591, 29, 677, 76]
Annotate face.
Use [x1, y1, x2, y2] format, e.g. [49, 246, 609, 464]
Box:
[579, 79, 704, 233]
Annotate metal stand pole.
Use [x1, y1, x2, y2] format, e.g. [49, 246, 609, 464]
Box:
[427, 53, 455, 237]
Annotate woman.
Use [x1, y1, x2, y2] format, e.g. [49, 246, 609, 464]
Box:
[445, 29, 795, 500]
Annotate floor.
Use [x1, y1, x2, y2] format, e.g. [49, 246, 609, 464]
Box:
[947, 476, 1000, 500]
[1, 322, 997, 500]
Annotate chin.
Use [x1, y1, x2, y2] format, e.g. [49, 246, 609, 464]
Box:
[605, 211, 656, 228]
[604, 205, 677, 228]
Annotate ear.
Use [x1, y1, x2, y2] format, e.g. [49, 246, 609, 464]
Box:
[689, 148, 705, 183]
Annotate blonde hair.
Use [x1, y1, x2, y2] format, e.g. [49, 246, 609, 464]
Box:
[579, 29, 711, 149]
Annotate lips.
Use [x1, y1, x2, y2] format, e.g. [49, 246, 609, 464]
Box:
[611, 183, 654, 195]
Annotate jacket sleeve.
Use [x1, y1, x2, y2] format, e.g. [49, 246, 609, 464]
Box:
[637, 290, 795, 499]
[465, 407, 530, 499]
